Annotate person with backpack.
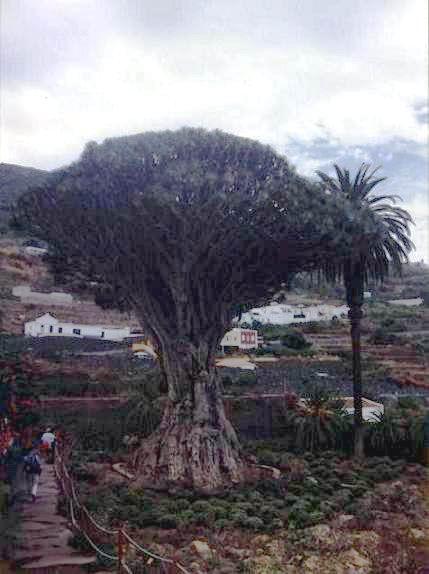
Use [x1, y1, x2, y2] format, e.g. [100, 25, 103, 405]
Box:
[41, 427, 56, 463]
[23, 444, 42, 502]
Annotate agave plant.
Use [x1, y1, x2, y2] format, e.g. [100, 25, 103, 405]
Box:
[316, 164, 413, 457]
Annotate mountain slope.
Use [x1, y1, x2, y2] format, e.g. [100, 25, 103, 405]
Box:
[0, 162, 50, 229]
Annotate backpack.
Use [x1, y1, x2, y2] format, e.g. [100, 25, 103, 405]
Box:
[24, 453, 41, 475]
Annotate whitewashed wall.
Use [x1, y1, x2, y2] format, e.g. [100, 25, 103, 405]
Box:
[220, 328, 258, 350]
[24, 314, 130, 341]
[239, 303, 349, 326]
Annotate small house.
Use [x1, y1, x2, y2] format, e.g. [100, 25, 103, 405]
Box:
[387, 298, 423, 307]
[24, 313, 130, 342]
[220, 328, 258, 351]
[342, 397, 384, 422]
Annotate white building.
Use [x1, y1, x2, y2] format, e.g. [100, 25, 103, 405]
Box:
[299, 396, 384, 422]
[220, 328, 258, 351]
[24, 313, 130, 342]
[24, 246, 48, 257]
[342, 397, 384, 422]
[239, 303, 349, 326]
[387, 298, 423, 307]
[13, 285, 74, 306]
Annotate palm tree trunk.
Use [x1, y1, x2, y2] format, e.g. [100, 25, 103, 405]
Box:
[349, 304, 364, 458]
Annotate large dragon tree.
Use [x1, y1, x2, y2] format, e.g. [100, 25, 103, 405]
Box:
[17, 128, 341, 492]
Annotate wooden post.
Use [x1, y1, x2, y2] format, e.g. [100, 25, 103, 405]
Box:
[423, 412, 429, 466]
[117, 529, 125, 573]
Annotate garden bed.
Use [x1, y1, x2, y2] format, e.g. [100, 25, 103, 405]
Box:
[68, 450, 429, 573]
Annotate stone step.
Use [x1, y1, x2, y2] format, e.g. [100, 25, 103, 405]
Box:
[14, 529, 74, 550]
[14, 548, 86, 562]
[20, 523, 57, 533]
[21, 516, 69, 527]
[20, 554, 96, 570]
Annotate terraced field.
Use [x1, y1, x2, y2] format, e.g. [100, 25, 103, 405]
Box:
[308, 331, 429, 391]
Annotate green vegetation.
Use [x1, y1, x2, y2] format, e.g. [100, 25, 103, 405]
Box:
[365, 301, 429, 331]
[285, 387, 352, 453]
[369, 328, 402, 346]
[0, 352, 40, 430]
[254, 345, 315, 358]
[76, 451, 420, 534]
[280, 330, 312, 350]
[316, 163, 413, 458]
[366, 406, 425, 461]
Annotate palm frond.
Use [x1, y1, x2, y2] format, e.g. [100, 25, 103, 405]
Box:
[316, 162, 414, 287]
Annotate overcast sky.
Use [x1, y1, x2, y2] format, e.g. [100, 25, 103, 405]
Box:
[1, 0, 428, 260]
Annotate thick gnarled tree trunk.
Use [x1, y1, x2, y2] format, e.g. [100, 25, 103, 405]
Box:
[133, 345, 245, 493]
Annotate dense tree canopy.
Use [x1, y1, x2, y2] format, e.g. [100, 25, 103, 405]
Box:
[16, 128, 400, 490]
[17, 129, 341, 379]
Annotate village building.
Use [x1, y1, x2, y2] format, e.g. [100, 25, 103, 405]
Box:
[341, 397, 384, 421]
[239, 303, 349, 326]
[299, 396, 383, 421]
[24, 246, 48, 257]
[220, 328, 258, 352]
[13, 285, 74, 306]
[24, 313, 131, 341]
[387, 297, 423, 307]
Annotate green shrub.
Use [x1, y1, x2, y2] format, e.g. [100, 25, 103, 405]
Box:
[397, 397, 424, 410]
[157, 514, 178, 529]
[365, 410, 424, 461]
[285, 387, 353, 453]
[380, 317, 408, 332]
[231, 510, 248, 527]
[243, 516, 264, 530]
[237, 372, 257, 385]
[214, 518, 230, 530]
[177, 509, 196, 525]
[167, 498, 190, 512]
[221, 375, 233, 387]
[69, 531, 92, 552]
[369, 328, 400, 345]
[281, 331, 312, 350]
[192, 500, 212, 514]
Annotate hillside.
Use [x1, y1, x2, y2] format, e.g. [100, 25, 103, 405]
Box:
[0, 160, 139, 334]
[0, 162, 49, 231]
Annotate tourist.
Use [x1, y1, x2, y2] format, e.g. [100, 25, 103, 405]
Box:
[41, 427, 56, 461]
[23, 444, 42, 502]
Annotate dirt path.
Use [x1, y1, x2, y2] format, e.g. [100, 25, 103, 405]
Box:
[12, 460, 95, 572]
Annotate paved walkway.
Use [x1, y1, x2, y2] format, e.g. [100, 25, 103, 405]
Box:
[12, 460, 95, 572]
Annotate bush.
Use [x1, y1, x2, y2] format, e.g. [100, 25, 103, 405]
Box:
[380, 318, 408, 332]
[397, 396, 424, 410]
[237, 373, 257, 386]
[366, 410, 424, 461]
[281, 331, 312, 350]
[214, 518, 230, 530]
[157, 514, 178, 529]
[243, 516, 264, 530]
[177, 509, 196, 525]
[221, 375, 233, 387]
[369, 328, 400, 345]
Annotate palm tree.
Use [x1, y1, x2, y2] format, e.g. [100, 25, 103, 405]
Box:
[316, 163, 413, 457]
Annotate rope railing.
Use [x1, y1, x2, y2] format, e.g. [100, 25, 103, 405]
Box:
[54, 445, 191, 574]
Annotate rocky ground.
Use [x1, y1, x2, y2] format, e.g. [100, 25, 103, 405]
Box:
[70, 455, 429, 574]
[137, 470, 429, 574]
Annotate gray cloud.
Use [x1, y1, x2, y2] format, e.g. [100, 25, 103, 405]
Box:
[0, 0, 427, 258]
